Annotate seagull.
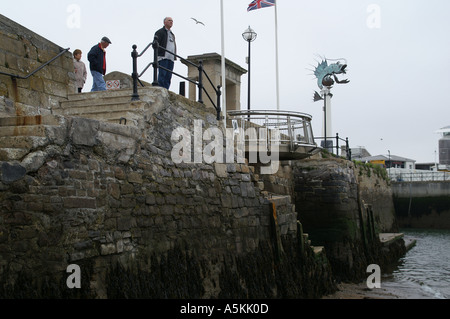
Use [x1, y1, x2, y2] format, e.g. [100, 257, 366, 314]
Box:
[191, 18, 205, 26]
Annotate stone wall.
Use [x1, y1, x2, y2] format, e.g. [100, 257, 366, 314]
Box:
[0, 88, 335, 298]
[392, 181, 450, 229]
[0, 14, 75, 115]
[354, 162, 398, 233]
[291, 158, 401, 282]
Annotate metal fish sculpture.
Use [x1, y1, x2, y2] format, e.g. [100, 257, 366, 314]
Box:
[314, 59, 350, 89]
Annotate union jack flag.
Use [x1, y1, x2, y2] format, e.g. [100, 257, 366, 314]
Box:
[247, 0, 275, 12]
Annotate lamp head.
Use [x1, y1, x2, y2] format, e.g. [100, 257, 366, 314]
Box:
[242, 26, 257, 42]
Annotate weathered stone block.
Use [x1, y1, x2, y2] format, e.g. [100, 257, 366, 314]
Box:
[108, 183, 120, 200]
[1, 162, 26, 183]
[118, 217, 136, 231]
[100, 243, 116, 255]
[63, 197, 96, 209]
[128, 171, 143, 184]
[70, 118, 99, 146]
[121, 197, 136, 209]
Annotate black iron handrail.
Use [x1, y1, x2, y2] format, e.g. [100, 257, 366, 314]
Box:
[314, 133, 351, 160]
[0, 48, 70, 80]
[131, 37, 222, 120]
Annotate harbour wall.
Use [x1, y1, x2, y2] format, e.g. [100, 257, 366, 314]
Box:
[290, 159, 404, 282]
[392, 181, 450, 229]
[0, 14, 405, 298]
[0, 89, 336, 298]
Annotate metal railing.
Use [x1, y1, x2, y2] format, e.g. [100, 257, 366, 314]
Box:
[0, 48, 70, 80]
[227, 110, 318, 153]
[314, 133, 352, 160]
[131, 37, 222, 120]
[389, 170, 450, 182]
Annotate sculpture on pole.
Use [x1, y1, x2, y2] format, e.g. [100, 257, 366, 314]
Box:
[313, 58, 349, 91]
[312, 58, 350, 151]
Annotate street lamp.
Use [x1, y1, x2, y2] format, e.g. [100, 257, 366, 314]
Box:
[388, 150, 391, 178]
[242, 26, 257, 112]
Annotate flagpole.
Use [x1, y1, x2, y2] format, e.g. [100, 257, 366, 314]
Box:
[220, 0, 227, 127]
[274, 0, 280, 111]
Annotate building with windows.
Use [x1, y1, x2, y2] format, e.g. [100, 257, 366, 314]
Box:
[437, 125, 450, 166]
[359, 154, 416, 170]
[349, 146, 371, 160]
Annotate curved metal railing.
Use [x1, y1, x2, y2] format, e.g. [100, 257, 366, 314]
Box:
[227, 109, 318, 154]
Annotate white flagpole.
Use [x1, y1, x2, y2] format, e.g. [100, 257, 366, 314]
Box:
[220, 0, 227, 127]
[274, 0, 280, 111]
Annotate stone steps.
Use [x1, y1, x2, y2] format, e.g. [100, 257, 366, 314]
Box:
[267, 194, 324, 256]
[0, 125, 47, 138]
[56, 101, 145, 114]
[54, 88, 158, 126]
[0, 114, 61, 127]
[66, 88, 135, 101]
[0, 115, 65, 161]
[0, 115, 63, 137]
[54, 102, 146, 125]
[312, 246, 325, 255]
[63, 94, 135, 108]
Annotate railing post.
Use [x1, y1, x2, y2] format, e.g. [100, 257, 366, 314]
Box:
[336, 133, 340, 157]
[131, 45, 140, 101]
[198, 61, 204, 104]
[216, 85, 222, 121]
[152, 36, 159, 86]
[346, 137, 351, 160]
[287, 116, 293, 152]
[179, 82, 186, 96]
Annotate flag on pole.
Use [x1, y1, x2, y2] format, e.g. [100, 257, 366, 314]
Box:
[247, 0, 280, 111]
[220, 0, 227, 126]
[247, 0, 275, 12]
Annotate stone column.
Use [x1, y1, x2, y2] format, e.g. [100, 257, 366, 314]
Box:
[182, 53, 247, 112]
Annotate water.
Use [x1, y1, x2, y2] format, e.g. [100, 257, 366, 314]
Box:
[381, 228, 450, 299]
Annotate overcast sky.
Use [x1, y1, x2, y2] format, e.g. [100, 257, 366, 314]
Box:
[2, 0, 450, 163]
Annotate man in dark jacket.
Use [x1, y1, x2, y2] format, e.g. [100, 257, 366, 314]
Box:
[88, 37, 111, 91]
[154, 18, 177, 90]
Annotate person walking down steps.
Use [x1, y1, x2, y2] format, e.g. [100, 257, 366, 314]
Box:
[88, 36, 112, 92]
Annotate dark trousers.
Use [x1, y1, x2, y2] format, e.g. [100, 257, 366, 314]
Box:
[158, 59, 174, 90]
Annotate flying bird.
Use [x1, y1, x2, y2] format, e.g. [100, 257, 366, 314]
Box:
[191, 18, 205, 26]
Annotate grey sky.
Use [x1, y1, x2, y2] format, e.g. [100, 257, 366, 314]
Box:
[2, 0, 450, 163]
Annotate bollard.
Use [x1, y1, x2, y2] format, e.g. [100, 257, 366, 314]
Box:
[131, 45, 139, 101]
[179, 82, 185, 97]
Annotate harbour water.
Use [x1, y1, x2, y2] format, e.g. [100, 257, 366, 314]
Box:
[381, 228, 450, 299]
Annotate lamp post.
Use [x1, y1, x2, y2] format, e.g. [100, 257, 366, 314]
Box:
[321, 76, 334, 152]
[242, 26, 257, 113]
[388, 150, 391, 178]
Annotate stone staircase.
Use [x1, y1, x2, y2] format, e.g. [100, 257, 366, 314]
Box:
[52, 88, 161, 127]
[0, 114, 67, 161]
[0, 87, 167, 163]
[266, 193, 324, 257]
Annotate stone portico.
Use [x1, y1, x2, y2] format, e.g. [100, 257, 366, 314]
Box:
[182, 53, 247, 112]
